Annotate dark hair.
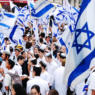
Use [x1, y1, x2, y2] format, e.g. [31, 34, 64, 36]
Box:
[39, 38, 43, 43]
[38, 48, 44, 53]
[47, 54, 52, 58]
[21, 51, 25, 55]
[8, 59, 15, 69]
[0, 82, 2, 90]
[40, 32, 45, 38]
[31, 59, 37, 65]
[0, 52, 2, 57]
[31, 85, 41, 94]
[5, 53, 10, 59]
[33, 66, 42, 76]
[23, 34, 27, 38]
[10, 47, 13, 52]
[48, 89, 59, 95]
[39, 61, 46, 69]
[17, 56, 24, 61]
[4, 37, 9, 41]
[12, 83, 27, 95]
[26, 42, 32, 49]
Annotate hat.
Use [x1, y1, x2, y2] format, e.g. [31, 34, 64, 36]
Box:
[45, 52, 51, 57]
[59, 53, 66, 58]
[15, 48, 20, 52]
[39, 61, 46, 68]
[39, 46, 45, 53]
[16, 45, 23, 49]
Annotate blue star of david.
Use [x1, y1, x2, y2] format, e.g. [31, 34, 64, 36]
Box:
[72, 22, 95, 54]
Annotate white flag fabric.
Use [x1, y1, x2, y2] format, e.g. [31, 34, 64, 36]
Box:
[0, 11, 24, 46]
[31, 0, 55, 18]
[64, 0, 95, 92]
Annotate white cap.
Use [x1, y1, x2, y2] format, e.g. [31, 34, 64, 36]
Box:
[60, 53, 66, 58]
[45, 52, 51, 57]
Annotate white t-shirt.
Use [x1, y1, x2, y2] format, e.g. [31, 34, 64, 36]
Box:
[87, 72, 95, 95]
[1, 61, 8, 74]
[13, 63, 22, 76]
[40, 71, 52, 86]
[46, 60, 58, 75]
[27, 76, 49, 95]
[53, 66, 66, 95]
[75, 81, 85, 95]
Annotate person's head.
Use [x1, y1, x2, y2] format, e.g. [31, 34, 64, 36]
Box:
[39, 38, 43, 44]
[2, 52, 10, 61]
[23, 34, 28, 42]
[11, 83, 27, 95]
[45, 53, 52, 63]
[39, 61, 46, 70]
[26, 42, 32, 49]
[39, 32, 45, 39]
[32, 66, 42, 77]
[31, 85, 41, 95]
[4, 37, 9, 45]
[17, 56, 24, 65]
[34, 46, 39, 54]
[31, 38, 36, 46]
[15, 48, 20, 57]
[6, 59, 15, 69]
[60, 46, 66, 53]
[31, 58, 37, 66]
[16, 45, 23, 52]
[48, 89, 59, 95]
[21, 51, 27, 59]
[38, 48, 44, 58]
[10, 47, 13, 53]
[45, 36, 50, 43]
[59, 53, 66, 66]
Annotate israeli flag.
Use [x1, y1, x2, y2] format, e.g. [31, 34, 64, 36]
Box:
[64, 0, 95, 92]
[0, 12, 16, 29]
[0, 11, 24, 46]
[31, 0, 55, 18]
[10, 1, 20, 16]
[16, 6, 30, 27]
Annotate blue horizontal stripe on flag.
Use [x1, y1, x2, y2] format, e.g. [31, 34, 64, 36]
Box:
[4, 13, 15, 18]
[32, 4, 54, 17]
[0, 23, 10, 29]
[68, 49, 95, 87]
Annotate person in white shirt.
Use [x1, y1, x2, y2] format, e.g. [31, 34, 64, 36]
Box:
[13, 55, 24, 76]
[39, 61, 52, 87]
[13, 48, 20, 63]
[27, 65, 49, 95]
[87, 58, 95, 95]
[1, 51, 10, 74]
[37, 47, 46, 64]
[3, 59, 15, 95]
[3, 37, 10, 51]
[45, 53, 58, 75]
[28, 58, 37, 78]
[53, 53, 66, 95]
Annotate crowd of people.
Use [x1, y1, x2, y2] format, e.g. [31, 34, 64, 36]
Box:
[0, 20, 67, 95]
[0, 5, 95, 95]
